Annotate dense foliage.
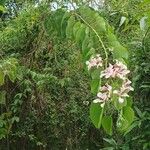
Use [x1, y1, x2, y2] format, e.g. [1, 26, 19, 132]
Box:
[0, 0, 150, 149]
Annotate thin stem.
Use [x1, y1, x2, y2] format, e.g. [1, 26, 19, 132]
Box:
[75, 13, 108, 68]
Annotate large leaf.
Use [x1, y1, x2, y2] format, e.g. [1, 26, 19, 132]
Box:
[91, 69, 101, 79]
[107, 32, 128, 60]
[90, 102, 103, 128]
[79, 7, 106, 34]
[73, 22, 81, 38]
[117, 116, 129, 131]
[113, 44, 128, 60]
[75, 24, 86, 46]
[123, 106, 135, 125]
[82, 34, 90, 52]
[84, 48, 95, 61]
[66, 16, 76, 39]
[102, 116, 113, 135]
[61, 11, 71, 37]
[117, 106, 135, 132]
[82, 33, 94, 59]
[90, 79, 100, 94]
[126, 97, 133, 107]
[92, 13, 106, 33]
[52, 9, 66, 36]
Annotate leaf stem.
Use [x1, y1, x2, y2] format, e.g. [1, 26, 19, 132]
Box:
[98, 103, 105, 128]
[75, 13, 108, 68]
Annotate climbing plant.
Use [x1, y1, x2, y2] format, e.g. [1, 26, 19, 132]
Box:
[44, 6, 135, 135]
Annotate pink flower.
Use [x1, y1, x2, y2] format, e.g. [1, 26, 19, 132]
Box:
[113, 78, 134, 103]
[101, 64, 114, 78]
[100, 84, 112, 97]
[100, 60, 130, 80]
[86, 54, 103, 70]
[114, 60, 130, 79]
[121, 79, 134, 93]
[97, 92, 108, 101]
[94, 84, 112, 104]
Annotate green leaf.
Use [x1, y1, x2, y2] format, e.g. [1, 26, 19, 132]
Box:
[102, 116, 113, 135]
[52, 9, 66, 36]
[114, 98, 127, 110]
[82, 35, 89, 52]
[90, 102, 103, 128]
[73, 22, 81, 38]
[66, 16, 76, 38]
[0, 69, 5, 86]
[0, 91, 6, 105]
[11, 116, 19, 123]
[79, 7, 106, 34]
[84, 48, 95, 61]
[91, 69, 101, 79]
[75, 24, 86, 46]
[90, 79, 100, 94]
[124, 121, 139, 135]
[117, 106, 135, 132]
[117, 116, 129, 131]
[79, 6, 95, 25]
[113, 45, 128, 60]
[107, 32, 117, 42]
[103, 138, 117, 146]
[123, 106, 135, 125]
[134, 106, 143, 118]
[7, 65, 17, 82]
[82, 33, 93, 59]
[140, 0, 150, 6]
[94, 13, 106, 33]
[126, 97, 133, 107]
[61, 11, 71, 37]
[0, 5, 5, 12]
[107, 32, 128, 60]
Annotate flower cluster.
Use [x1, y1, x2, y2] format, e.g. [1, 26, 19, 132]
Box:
[86, 54, 103, 70]
[101, 60, 130, 80]
[86, 55, 134, 107]
[113, 79, 134, 103]
[93, 84, 112, 107]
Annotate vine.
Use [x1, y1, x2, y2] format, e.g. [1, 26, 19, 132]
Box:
[62, 6, 135, 135]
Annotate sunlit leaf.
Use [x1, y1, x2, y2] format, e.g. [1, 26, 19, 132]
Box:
[66, 16, 76, 38]
[90, 79, 100, 94]
[90, 102, 103, 128]
[102, 116, 113, 135]
[123, 106, 135, 125]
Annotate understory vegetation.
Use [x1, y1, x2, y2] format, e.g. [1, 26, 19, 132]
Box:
[0, 0, 150, 150]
